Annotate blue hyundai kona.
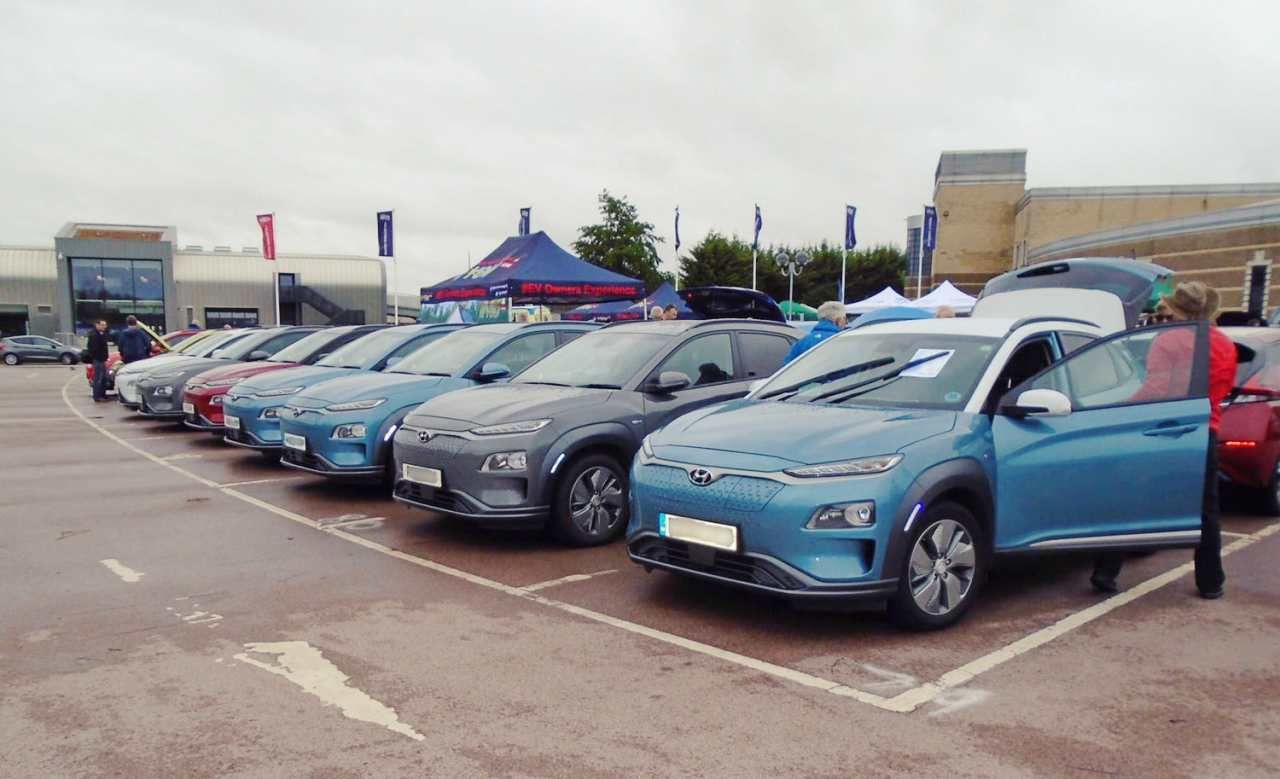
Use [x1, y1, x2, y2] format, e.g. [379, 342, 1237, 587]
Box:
[628, 292, 1215, 629]
[221, 323, 466, 454]
[277, 322, 596, 481]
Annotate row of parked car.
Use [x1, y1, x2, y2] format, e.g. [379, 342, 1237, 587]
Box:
[98, 265, 1280, 629]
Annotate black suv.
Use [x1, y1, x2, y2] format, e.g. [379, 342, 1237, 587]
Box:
[391, 317, 799, 545]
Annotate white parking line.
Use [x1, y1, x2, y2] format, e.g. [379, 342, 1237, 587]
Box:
[520, 569, 618, 592]
[100, 558, 145, 583]
[59, 376, 1280, 714]
[218, 477, 305, 488]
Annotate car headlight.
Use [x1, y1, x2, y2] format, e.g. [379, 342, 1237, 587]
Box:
[482, 451, 528, 472]
[325, 398, 386, 412]
[256, 386, 302, 398]
[807, 501, 876, 529]
[260, 407, 281, 419]
[331, 423, 368, 439]
[154, 386, 174, 397]
[470, 419, 551, 436]
[641, 435, 655, 458]
[210, 395, 224, 406]
[783, 454, 902, 479]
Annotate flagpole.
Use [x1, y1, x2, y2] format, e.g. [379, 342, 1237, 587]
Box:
[391, 209, 398, 324]
[272, 212, 280, 325]
[841, 247, 847, 303]
[916, 209, 925, 299]
[752, 248, 757, 291]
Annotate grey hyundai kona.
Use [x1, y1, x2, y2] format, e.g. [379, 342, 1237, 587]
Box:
[392, 315, 798, 546]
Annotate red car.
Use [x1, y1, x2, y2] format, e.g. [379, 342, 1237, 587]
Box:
[85, 327, 200, 390]
[1218, 327, 1280, 514]
[181, 325, 385, 432]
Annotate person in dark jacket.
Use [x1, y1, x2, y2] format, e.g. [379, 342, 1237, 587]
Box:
[86, 319, 111, 401]
[116, 315, 151, 364]
[783, 301, 846, 365]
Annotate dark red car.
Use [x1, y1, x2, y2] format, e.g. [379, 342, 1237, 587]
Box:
[1218, 327, 1280, 514]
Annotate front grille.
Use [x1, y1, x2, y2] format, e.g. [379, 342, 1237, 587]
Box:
[283, 448, 327, 471]
[642, 465, 783, 516]
[395, 481, 467, 512]
[631, 537, 804, 591]
[416, 433, 467, 462]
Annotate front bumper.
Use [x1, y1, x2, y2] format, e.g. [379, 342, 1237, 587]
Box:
[135, 386, 184, 418]
[277, 407, 389, 480]
[222, 395, 287, 450]
[116, 375, 141, 408]
[182, 391, 225, 431]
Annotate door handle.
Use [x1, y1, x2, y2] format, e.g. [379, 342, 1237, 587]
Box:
[1142, 424, 1198, 438]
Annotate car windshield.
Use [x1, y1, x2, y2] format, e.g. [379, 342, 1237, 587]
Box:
[267, 328, 346, 363]
[318, 328, 419, 369]
[515, 332, 669, 388]
[219, 330, 286, 360]
[755, 332, 1000, 410]
[188, 330, 249, 357]
[386, 330, 504, 376]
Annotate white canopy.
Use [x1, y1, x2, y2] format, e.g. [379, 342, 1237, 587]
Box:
[908, 280, 977, 314]
[845, 286, 911, 315]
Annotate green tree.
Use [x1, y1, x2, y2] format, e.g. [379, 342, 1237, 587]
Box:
[757, 242, 907, 306]
[678, 232, 753, 289]
[573, 191, 667, 291]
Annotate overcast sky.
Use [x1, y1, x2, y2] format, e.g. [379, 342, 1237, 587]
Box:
[3, 1, 1278, 292]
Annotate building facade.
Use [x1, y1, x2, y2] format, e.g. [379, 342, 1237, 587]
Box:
[923, 149, 1280, 314]
[1, 222, 386, 340]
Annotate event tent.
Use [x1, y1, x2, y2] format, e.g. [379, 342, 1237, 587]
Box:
[907, 280, 977, 314]
[420, 231, 644, 305]
[562, 282, 691, 322]
[845, 286, 911, 315]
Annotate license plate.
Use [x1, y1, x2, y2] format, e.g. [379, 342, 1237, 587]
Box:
[182, 402, 195, 415]
[402, 463, 443, 487]
[659, 512, 739, 551]
[283, 433, 307, 451]
[224, 415, 240, 430]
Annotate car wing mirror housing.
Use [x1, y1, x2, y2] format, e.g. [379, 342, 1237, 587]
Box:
[1002, 388, 1072, 418]
[247, 350, 271, 362]
[477, 362, 511, 382]
[383, 356, 403, 369]
[646, 371, 691, 394]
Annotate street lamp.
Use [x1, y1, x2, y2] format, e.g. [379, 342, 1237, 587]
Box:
[776, 250, 811, 321]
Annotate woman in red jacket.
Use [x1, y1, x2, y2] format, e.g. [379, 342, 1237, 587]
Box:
[1091, 282, 1235, 599]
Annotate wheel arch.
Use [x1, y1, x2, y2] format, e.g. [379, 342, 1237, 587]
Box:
[883, 458, 995, 573]
[535, 422, 638, 506]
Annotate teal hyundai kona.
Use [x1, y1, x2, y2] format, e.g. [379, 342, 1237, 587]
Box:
[277, 322, 596, 481]
[628, 289, 1216, 629]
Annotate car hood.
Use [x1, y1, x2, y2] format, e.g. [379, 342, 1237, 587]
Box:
[652, 399, 958, 466]
[117, 353, 188, 376]
[141, 357, 237, 381]
[406, 384, 613, 427]
[235, 364, 355, 394]
[290, 372, 472, 409]
[193, 360, 298, 383]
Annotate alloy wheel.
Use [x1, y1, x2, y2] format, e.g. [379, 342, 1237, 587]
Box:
[568, 466, 624, 536]
[909, 519, 977, 616]
[3, 354, 17, 365]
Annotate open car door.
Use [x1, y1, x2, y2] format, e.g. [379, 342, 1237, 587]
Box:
[972, 289, 1127, 335]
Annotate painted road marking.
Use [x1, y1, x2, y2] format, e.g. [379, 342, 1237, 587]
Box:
[218, 476, 305, 488]
[60, 375, 1280, 715]
[520, 569, 619, 592]
[100, 558, 145, 583]
[234, 641, 425, 741]
[162, 453, 204, 461]
[0, 416, 80, 424]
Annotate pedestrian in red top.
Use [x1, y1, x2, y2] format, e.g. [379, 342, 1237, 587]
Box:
[1091, 282, 1236, 598]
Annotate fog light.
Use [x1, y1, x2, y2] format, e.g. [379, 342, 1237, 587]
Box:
[260, 407, 280, 420]
[482, 451, 527, 472]
[155, 386, 173, 397]
[210, 395, 223, 406]
[807, 501, 875, 530]
[332, 423, 367, 440]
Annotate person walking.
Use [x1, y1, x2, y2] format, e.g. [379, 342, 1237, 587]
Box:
[116, 315, 151, 364]
[86, 319, 111, 402]
[1091, 282, 1234, 599]
[782, 301, 846, 365]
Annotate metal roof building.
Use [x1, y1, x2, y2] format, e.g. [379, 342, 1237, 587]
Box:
[0, 222, 385, 340]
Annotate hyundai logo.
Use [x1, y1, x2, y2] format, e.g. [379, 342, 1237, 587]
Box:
[688, 468, 716, 486]
[418, 430, 433, 444]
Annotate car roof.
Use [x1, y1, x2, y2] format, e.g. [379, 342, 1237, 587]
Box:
[603, 319, 794, 334]
[465, 321, 597, 335]
[846, 316, 1084, 338]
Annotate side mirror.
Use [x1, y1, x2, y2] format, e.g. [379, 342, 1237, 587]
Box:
[315, 352, 330, 361]
[247, 350, 271, 362]
[1002, 388, 1071, 418]
[477, 362, 511, 382]
[383, 356, 403, 369]
[210, 349, 226, 358]
[646, 371, 691, 394]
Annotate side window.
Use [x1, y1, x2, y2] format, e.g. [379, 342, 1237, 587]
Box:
[657, 333, 735, 386]
[738, 332, 793, 378]
[383, 332, 446, 365]
[486, 332, 558, 375]
[987, 337, 1056, 408]
[1058, 332, 1094, 355]
[557, 330, 587, 346]
[257, 330, 313, 355]
[1023, 324, 1198, 410]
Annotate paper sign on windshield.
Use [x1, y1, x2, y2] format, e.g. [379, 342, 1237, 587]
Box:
[901, 349, 954, 379]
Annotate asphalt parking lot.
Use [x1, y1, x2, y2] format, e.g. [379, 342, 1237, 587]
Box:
[3, 365, 1279, 777]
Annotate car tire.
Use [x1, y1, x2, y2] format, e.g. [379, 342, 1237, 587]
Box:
[887, 501, 985, 631]
[2, 353, 18, 366]
[1258, 459, 1280, 516]
[550, 454, 629, 547]
[60, 353, 75, 365]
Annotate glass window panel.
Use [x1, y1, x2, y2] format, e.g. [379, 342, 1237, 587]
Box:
[133, 261, 163, 301]
[71, 258, 103, 301]
[101, 260, 134, 300]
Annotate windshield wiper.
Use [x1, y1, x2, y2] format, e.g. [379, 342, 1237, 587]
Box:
[520, 380, 570, 387]
[577, 382, 621, 389]
[757, 357, 893, 401]
[810, 351, 951, 404]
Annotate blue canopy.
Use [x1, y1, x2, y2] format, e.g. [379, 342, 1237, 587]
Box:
[562, 282, 691, 322]
[421, 231, 645, 305]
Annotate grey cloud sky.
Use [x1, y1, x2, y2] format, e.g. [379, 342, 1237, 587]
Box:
[3, 1, 1278, 293]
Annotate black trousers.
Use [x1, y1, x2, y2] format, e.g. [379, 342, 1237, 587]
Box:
[91, 359, 108, 400]
[1094, 431, 1225, 593]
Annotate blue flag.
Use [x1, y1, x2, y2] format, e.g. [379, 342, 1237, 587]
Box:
[923, 205, 938, 250]
[674, 207, 681, 253]
[376, 210, 394, 257]
[844, 205, 857, 251]
[518, 207, 531, 237]
[753, 204, 762, 251]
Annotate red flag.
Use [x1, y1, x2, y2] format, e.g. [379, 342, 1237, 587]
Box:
[256, 213, 276, 260]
